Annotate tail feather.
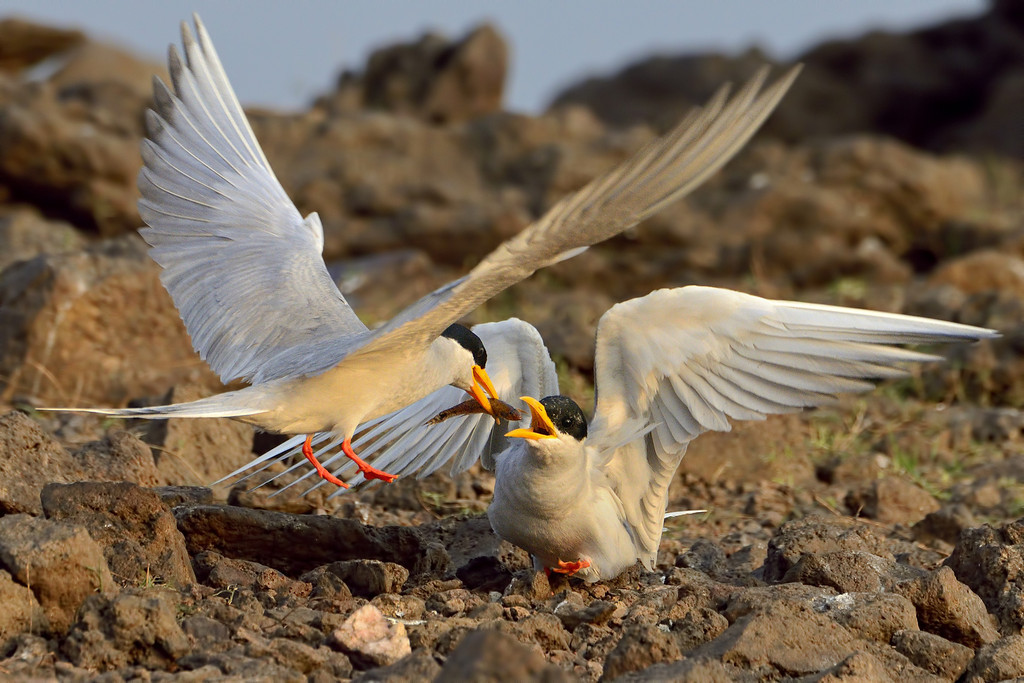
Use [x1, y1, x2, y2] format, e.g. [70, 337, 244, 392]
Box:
[41, 393, 264, 420]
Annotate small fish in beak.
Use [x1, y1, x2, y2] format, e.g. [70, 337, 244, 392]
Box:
[425, 397, 522, 426]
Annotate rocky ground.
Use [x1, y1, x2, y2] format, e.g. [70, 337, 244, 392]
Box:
[2, 4, 1024, 681]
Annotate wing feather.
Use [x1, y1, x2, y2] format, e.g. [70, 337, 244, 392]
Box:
[139, 16, 365, 385]
[593, 285, 997, 562]
[359, 65, 802, 357]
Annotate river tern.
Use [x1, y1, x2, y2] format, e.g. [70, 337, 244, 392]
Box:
[46, 15, 800, 488]
[244, 286, 995, 580]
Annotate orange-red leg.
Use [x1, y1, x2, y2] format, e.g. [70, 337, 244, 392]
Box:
[301, 435, 349, 489]
[341, 437, 399, 483]
[550, 558, 591, 576]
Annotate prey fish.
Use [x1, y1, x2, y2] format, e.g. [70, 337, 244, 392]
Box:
[426, 398, 522, 426]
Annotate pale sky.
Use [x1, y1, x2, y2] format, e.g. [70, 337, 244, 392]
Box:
[2, 0, 987, 113]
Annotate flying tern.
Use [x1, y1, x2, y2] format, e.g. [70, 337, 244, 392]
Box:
[46, 15, 800, 488]
[243, 286, 996, 581]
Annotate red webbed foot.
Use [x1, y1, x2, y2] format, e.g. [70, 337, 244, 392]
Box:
[301, 435, 349, 489]
[342, 438, 398, 484]
[550, 557, 592, 576]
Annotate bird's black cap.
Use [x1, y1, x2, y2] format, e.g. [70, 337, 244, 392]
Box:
[441, 323, 487, 368]
[540, 395, 588, 441]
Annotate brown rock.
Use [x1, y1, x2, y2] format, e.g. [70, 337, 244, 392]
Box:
[743, 137, 980, 288]
[556, 599, 617, 631]
[423, 25, 508, 124]
[142, 383, 255, 487]
[816, 592, 919, 643]
[436, 628, 573, 682]
[301, 564, 355, 602]
[252, 109, 524, 265]
[179, 615, 232, 652]
[763, 515, 893, 583]
[845, 477, 941, 525]
[0, 514, 114, 633]
[930, 250, 1024, 297]
[352, 650, 441, 682]
[153, 485, 213, 508]
[358, 24, 507, 123]
[255, 638, 351, 677]
[425, 588, 485, 617]
[531, 289, 615, 373]
[945, 518, 1024, 632]
[0, 78, 142, 235]
[783, 549, 925, 594]
[497, 612, 570, 653]
[681, 413, 817, 490]
[0, 569, 47, 647]
[601, 624, 683, 681]
[615, 657, 734, 682]
[891, 629, 974, 680]
[0, 239, 220, 406]
[895, 566, 1000, 648]
[912, 503, 979, 545]
[549, 3, 1024, 160]
[961, 635, 1024, 683]
[0, 18, 84, 73]
[503, 567, 553, 602]
[371, 593, 425, 621]
[454, 553, 515, 593]
[49, 41, 166, 99]
[329, 604, 410, 669]
[192, 551, 310, 598]
[0, 411, 78, 515]
[41, 481, 194, 587]
[173, 503, 449, 577]
[692, 601, 857, 676]
[670, 607, 729, 653]
[722, 583, 839, 623]
[302, 559, 405, 599]
[61, 590, 189, 670]
[0, 208, 84, 273]
[806, 651, 896, 682]
[71, 431, 160, 486]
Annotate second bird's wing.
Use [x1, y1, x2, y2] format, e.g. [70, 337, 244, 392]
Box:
[140, 16, 366, 385]
[221, 318, 558, 494]
[354, 65, 802, 362]
[591, 285, 998, 560]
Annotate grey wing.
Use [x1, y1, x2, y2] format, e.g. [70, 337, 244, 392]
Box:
[592, 286, 998, 560]
[139, 16, 365, 385]
[359, 64, 802, 357]
[219, 318, 558, 494]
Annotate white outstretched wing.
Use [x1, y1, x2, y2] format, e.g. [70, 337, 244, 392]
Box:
[220, 318, 558, 494]
[354, 65, 802, 361]
[140, 16, 366, 385]
[592, 285, 998, 561]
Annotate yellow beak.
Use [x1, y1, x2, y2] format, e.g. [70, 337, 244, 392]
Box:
[505, 396, 558, 440]
[466, 365, 500, 420]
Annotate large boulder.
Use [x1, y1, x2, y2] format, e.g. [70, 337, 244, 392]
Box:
[0, 514, 115, 633]
[41, 481, 196, 588]
[0, 238, 220, 406]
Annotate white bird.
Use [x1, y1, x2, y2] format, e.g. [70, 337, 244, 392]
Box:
[45, 15, 800, 488]
[242, 286, 996, 581]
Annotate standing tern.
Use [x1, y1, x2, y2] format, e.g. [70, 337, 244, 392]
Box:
[245, 286, 995, 581]
[46, 15, 800, 488]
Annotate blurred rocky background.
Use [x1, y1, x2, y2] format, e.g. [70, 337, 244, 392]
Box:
[2, 2, 1024, 680]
